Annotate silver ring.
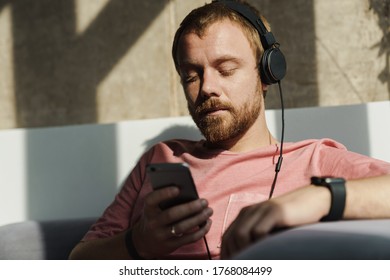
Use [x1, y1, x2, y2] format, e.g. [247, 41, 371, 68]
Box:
[171, 226, 183, 237]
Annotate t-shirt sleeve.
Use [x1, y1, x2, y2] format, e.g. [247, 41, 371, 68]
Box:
[314, 139, 390, 179]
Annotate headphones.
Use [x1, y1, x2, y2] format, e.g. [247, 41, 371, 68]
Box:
[213, 0, 286, 85]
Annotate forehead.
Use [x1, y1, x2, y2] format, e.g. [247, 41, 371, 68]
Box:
[177, 20, 255, 66]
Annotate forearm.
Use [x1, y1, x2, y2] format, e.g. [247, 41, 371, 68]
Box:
[270, 174, 390, 226]
[69, 231, 130, 260]
[344, 174, 390, 219]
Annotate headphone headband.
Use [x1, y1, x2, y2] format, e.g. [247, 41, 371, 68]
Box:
[214, 0, 276, 49]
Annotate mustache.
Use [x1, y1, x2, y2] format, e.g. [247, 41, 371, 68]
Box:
[194, 99, 233, 115]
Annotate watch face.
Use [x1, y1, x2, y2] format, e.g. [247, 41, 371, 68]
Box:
[311, 176, 345, 185]
[323, 177, 345, 184]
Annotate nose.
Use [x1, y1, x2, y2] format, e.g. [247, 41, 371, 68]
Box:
[200, 69, 221, 98]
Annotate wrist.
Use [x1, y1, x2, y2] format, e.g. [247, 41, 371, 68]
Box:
[312, 185, 332, 219]
[311, 176, 346, 221]
[124, 228, 144, 260]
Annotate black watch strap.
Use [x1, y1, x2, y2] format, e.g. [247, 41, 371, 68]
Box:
[125, 228, 144, 259]
[311, 176, 346, 222]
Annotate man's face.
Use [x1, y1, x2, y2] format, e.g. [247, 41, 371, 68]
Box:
[176, 20, 264, 144]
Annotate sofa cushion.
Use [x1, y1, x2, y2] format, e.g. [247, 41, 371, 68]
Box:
[234, 219, 390, 259]
[0, 218, 96, 260]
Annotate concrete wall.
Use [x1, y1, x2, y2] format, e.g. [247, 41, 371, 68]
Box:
[0, 0, 389, 130]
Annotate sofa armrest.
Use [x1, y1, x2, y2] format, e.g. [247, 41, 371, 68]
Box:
[234, 219, 390, 259]
[0, 218, 96, 260]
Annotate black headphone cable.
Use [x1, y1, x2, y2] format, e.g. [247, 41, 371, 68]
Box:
[268, 80, 285, 199]
[203, 236, 212, 260]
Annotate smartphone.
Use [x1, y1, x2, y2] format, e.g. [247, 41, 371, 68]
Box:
[146, 163, 200, 210]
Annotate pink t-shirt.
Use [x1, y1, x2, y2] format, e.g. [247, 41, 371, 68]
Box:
[82, 138, 390, 259]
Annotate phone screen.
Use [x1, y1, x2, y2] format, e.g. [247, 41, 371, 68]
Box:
[146, 163, 199, 210]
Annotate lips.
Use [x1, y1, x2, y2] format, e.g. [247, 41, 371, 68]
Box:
[195, 99, 232, 118]
[202, 106, 228, 114]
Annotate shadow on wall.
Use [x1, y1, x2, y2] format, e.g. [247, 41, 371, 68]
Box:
[26, 124, 119, 221]
[0, 0, 7, 11]
[3, 0, 321, 126]
[277, 104, 371, 157]
[11, 0, 168, 128]
[258, 0, 319, 109]
[369, 0, 390, 99]
[143, 124, 203, 153]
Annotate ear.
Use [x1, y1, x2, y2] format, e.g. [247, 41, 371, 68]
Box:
[260, 83, 269, 99]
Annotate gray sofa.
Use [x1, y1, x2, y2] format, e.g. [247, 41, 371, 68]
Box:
[235, 219, 390, 259]
[0, 218, 96, 260]
[1, 218, 390, 259]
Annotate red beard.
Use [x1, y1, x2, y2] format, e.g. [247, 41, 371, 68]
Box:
[188, 93, 262, 144]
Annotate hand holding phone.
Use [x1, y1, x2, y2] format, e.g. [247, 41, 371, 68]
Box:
[146, 163, 200, 210]
[134, 163, 212, 258]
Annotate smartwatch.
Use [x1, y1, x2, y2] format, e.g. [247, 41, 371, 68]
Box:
[311, 176, 346, 222]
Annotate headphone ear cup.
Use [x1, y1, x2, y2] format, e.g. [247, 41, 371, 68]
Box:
[259, 48, 287, 85]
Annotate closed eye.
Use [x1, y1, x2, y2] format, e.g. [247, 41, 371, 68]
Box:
[182, 74, 199, 84]
[219, 68, 237, 77]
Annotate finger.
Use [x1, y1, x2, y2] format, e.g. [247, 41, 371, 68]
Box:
[221, 206, 259, 256]
[170, 206, 213, 236]
[167, 219, 213, 249]
[249, 202, 282, 240]
[220, 210, 249, 259]
[160, 198, 210, 226]
[221, 203, 273, 259]
[144, 186, 180, 216]
[220, 235, 233, 260]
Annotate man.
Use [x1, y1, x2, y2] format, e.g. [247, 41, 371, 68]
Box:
[69, 0, 390, 260]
